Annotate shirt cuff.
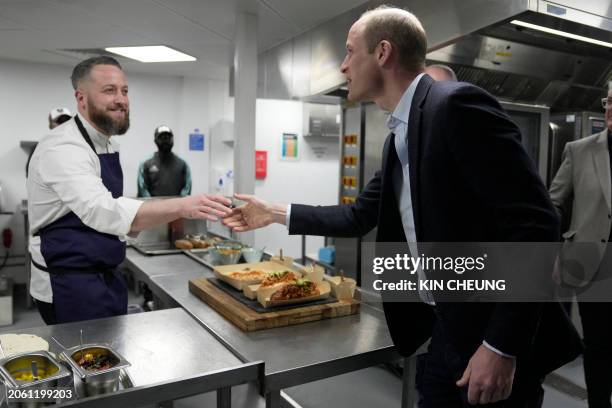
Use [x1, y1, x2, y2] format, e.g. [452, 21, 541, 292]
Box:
[117, 197, 144, 235]
[483, 341, 515, 359]
[285, 204, 292, 230]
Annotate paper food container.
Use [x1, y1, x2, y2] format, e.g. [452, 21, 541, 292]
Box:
[258, 281, 331, 308]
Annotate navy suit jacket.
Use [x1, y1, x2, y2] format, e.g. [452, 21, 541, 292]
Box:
[289, 74, 581, 376]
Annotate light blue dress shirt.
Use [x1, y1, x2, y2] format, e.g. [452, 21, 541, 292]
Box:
[388, 73, 424, 245]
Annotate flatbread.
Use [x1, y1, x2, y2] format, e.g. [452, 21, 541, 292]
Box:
[0, 334, 49, 358]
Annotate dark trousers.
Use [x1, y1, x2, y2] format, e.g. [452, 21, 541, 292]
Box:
[572, 245, 612, 408]
[416, 323, 544, 408]
[578, 301, 612, 408]
[35, 299, 57, 325]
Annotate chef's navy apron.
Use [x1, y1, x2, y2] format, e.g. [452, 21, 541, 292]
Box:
[35, 116, 127, 323]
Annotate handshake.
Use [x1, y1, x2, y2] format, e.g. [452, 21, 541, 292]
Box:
[188, 193, 287, 232]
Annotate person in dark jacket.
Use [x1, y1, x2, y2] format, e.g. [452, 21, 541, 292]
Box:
[224, 6, 581, 407]
[137, 125, 192, 197]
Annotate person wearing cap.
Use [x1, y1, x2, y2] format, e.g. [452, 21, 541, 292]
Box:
[27, 56, 232, 325]
[48, 107, 72, 129]
[26, 108, 74, 177]
[137, 125, 192, 197]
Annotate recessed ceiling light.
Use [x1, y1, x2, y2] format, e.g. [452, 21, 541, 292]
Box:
[105, 46, 196, 62]
[510, 20, 612, 48]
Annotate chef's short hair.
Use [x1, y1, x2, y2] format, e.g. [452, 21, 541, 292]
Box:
[71, 56, 123, 90]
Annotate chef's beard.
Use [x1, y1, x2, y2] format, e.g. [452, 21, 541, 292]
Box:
[88, 100, 130, 136]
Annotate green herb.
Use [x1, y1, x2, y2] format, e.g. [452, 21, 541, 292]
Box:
[294, 278, 312, 287]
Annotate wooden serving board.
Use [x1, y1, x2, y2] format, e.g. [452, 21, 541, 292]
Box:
[188, 278, 360, 331]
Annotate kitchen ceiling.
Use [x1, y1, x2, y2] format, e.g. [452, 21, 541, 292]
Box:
[0, 0, 369, 80]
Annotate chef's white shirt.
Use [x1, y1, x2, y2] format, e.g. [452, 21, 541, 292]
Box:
[27, 114, 142, 303]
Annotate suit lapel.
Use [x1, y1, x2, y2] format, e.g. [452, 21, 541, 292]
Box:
[406, 75, 434, 240]
[592, 130, 611, 211]
[380, 132, 397, 184]
[377, 132, 406, 242]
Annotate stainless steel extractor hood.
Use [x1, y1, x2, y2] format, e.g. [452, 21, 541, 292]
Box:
[257, 0, 612, 111]
[427, 0, 612, 111]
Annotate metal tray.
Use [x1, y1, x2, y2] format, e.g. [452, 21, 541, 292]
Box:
[182, 248, 233, 268]
[132, 242, 182, 256]
[70, 367, 134, 399]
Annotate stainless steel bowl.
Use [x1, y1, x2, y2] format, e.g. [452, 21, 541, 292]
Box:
[0, 350, 71, 407]
[60, 344, 130, 397]
[214, 242, 243, 265]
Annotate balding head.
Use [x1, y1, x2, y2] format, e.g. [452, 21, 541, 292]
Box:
[358, 6, 427, 73]
[425, 64, 457, 81]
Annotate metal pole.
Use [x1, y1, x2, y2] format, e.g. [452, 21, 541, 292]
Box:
[401, 357, 417, 408]
[266, 390, 281, 408]
[217, 387, 231, 408]
[301, 235, 306, 265]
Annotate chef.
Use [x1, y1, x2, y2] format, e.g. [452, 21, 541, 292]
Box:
[27, 56, 232, 325]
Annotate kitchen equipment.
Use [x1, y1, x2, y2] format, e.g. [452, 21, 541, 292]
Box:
[241, 247, 264, 263]
[213, 242, 243, 265]
[0, 350, 71, 406]
[60, 344, 130, 397]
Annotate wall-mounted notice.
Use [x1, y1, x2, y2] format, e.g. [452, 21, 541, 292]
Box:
[280, 133, 299, 161]
[189, 129, 205, 151]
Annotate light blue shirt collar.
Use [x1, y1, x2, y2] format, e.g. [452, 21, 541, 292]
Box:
[387, 73, 425, 131]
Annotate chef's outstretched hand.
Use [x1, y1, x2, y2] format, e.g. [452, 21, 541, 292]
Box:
[181, 194, 233, 221]
[222, 193, 287, 232]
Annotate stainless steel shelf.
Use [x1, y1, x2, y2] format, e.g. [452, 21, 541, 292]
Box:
[0, 308, 262, 408]
[123, 249, 403, 408]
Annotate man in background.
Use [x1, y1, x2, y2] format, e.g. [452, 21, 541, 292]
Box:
[425, 63, 457, 81]
[48, 107, 72, 129]
[549, 85, 612, 408]
[137, 125, 192, 197]
[26, 108, 74, 176]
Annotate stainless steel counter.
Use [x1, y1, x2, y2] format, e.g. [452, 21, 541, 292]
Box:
[123, 249, 405, 408]
[0, 308, 262, 408]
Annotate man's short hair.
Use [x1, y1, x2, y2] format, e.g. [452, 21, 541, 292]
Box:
[426, 64, 458, 81]
[360, 6, 427, 73]
[70, 56, 123, 90]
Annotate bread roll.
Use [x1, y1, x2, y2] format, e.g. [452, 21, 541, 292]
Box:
[175, 239, 193, 249]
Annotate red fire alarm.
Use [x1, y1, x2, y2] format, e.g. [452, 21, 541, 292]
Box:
[255, 150, 267, 179]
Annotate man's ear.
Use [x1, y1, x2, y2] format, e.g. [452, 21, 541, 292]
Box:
[75, 89, 85, 107]
[377, 40, 393, 67]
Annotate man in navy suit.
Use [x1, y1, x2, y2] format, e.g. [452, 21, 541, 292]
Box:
[224, 6, 580, 407]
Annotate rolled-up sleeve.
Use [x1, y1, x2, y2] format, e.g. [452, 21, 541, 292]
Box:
[39, 142, 143, 236]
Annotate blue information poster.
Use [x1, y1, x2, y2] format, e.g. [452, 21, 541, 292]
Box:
[189, 129, 205, 151]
